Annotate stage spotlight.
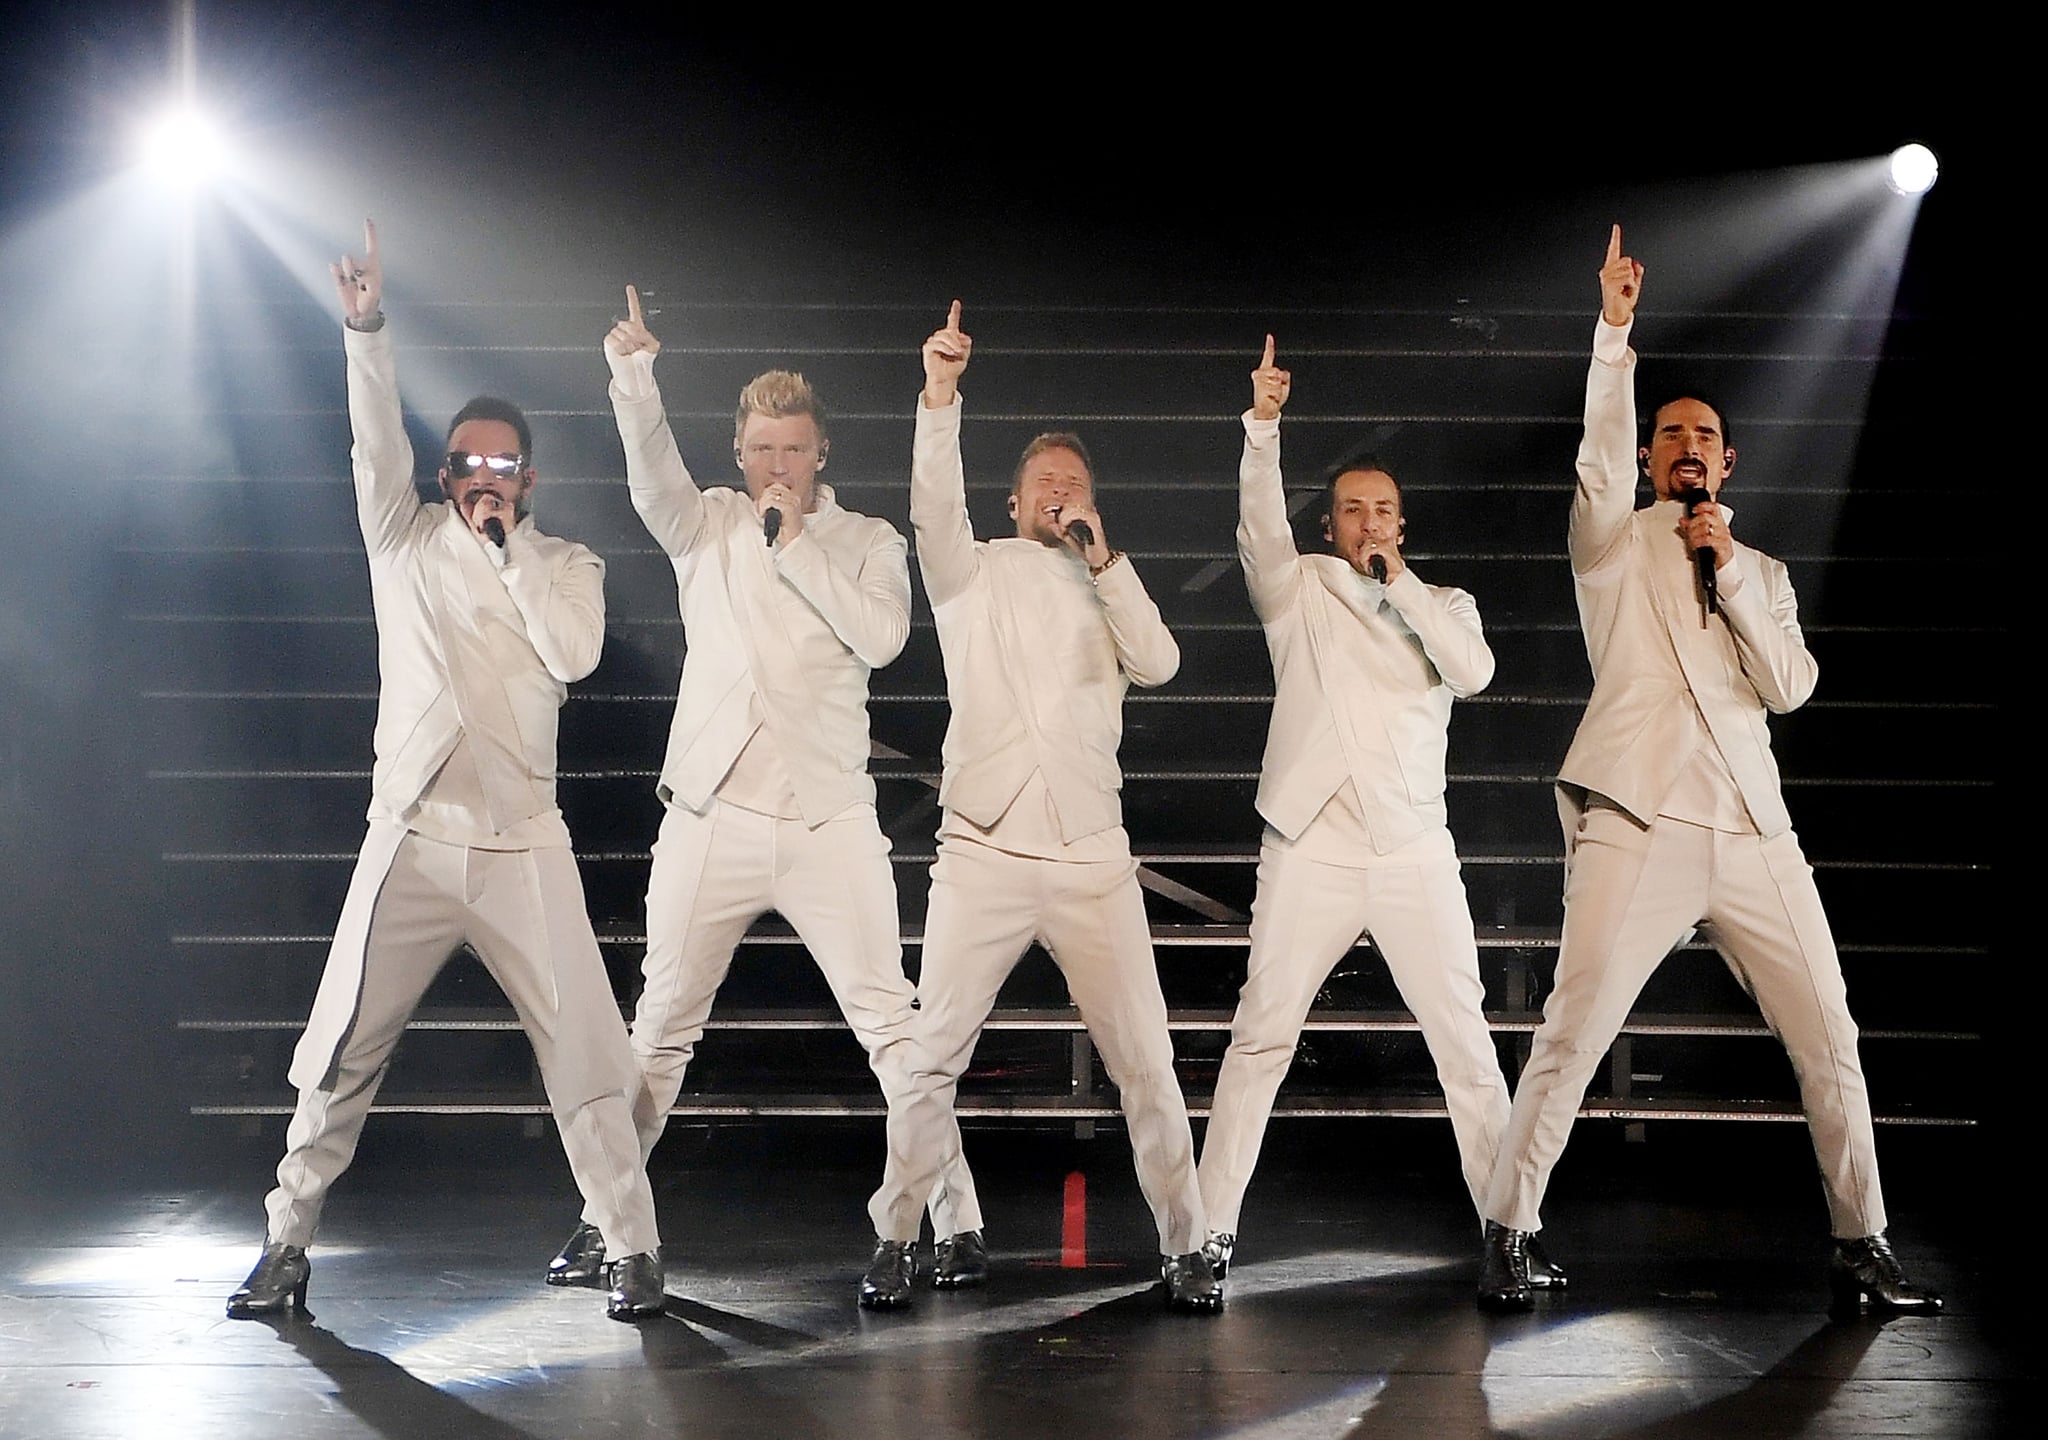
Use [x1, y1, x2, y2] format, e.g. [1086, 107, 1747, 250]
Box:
[139, 106, 228, 186]
[1887, 143, 1939, 196]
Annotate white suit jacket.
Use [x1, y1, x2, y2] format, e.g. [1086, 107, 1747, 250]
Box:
[348, 324, 604, 843]
[609, 351, 908, 827]
[911, 396, 1179, 846]
[1557, 319, 1816, 839]
[1238, 412, 1495, 854]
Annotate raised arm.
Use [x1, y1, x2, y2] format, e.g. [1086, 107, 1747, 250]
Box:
[1570, 225, 1644, 578]
[1237, 333, 1301, 621]
[333, 221, 420, 556]
[909, 300, 979, 608]
[501, 541, 608, 684]
[774, 524, 912, 668]
[605, 284, 705, 557]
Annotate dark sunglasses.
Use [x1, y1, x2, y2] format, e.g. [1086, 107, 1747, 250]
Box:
[444, 451, 526, 479]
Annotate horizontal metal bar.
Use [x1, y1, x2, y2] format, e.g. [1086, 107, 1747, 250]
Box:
[186, 1095, 1975, 1126]
[175, 1008, 1979, 1042]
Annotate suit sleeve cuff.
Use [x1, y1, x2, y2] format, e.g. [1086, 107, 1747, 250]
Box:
[1593, 317, 1633, 365]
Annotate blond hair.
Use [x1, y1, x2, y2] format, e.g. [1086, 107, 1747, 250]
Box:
[734, 370, 826, 445]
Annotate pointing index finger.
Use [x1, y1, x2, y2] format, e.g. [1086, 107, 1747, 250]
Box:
[1261, 333, 1276, 368]
[364, 219, 379, 260]
[625, 284, 643, 326]
[1607, 224, 1621, 263]
[946, 299, 962, 333]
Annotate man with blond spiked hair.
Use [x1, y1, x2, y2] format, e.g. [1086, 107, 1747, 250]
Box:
[543, 287, 983, 1286]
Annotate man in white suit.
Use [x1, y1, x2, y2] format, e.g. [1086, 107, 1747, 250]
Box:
[229, 223, 664, 1323]
[1197, 337, 1559, 1287]
[860, 303, 1221, 1314]
[545, 287, 982, 1288]
[1475, 228, 1941, 1315]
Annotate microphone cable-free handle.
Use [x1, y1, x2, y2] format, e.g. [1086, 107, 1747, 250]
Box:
[1680, 486, 1718, 617]
[763, 507, 782, 547]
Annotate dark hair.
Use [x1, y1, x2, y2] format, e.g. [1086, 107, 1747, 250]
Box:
[1642, 394, 1734, 452]
[447, 396, 534, 462]
[1320, 453, 1403, 522]
[1011, 431, 1095, 493]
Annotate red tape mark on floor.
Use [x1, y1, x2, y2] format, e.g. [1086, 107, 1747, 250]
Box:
[1061, 1170, 1087, 1269]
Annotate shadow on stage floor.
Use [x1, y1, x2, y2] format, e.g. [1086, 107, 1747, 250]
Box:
[0, 1122, 2013, 1439]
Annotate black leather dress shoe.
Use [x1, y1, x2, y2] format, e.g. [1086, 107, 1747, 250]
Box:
[546, 1221, 606, 1287]
[1201, 1232, 1235, 1281]
[1526, 1232, 1567, 1290]
[1477, 1221, 1535, 1313]
[604, 1251, 666, 1321]
[226, 1242, 311, 1318]
[1160, 1251, 1224, 1313]
[859, 1238, 917, 1310]
[932, 1230, 988, 1289]
[1829, 1232, 1943, 1316]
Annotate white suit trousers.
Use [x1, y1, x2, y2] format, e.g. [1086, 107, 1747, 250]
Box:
[1199, 831, 1511, 1236]
[869, 836, 1206, 1254]
[266, 830, 659, 1256]
[1482, 803, 1887, 1237]
[626, 799, 980, 1238]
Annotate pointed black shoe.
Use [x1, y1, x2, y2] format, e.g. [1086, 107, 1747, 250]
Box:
[1477, 1221, 1535, 1313]
[932, 1230, 988, 1290]
[226, 1242, 311, 1318]
[858, 1238, 917, 1310]
[546, 1221, 606, 1287]
[604, 1251, 666, 1321]
[1201, 1232, 1235, 1282]
[1161, 1251, 1224, 1313]
[1526, 1232, 1567, 1290]
[1829, 1232, 1943, 1316]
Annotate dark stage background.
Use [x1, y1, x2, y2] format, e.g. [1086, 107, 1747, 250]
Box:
[0, 4, 1987, 1203]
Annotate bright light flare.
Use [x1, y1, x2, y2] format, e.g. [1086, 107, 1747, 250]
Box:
[139, 106, 229, 186]
[1887, 143, 1939, 196]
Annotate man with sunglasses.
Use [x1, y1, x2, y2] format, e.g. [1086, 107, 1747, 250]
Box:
[541, 285, 982, 1290]
[227, 222, 665, 1323]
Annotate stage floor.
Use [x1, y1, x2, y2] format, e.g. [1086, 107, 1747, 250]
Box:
[0, 1125, 2012, 1439]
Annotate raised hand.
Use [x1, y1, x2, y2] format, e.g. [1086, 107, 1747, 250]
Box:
[606, 284, 661, 358]
[331, 219, 383, 327]
[922, 299, 971, 407]
[1600, 224, 1643, 327]
[1054, 500, 1111, 570]
[1251, 333, 1291, 420]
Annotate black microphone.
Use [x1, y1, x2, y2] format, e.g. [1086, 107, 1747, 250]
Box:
[1367, 554, 1388, 584]
[1678, 485, 1717, 617]
[763, 506, 782, 547]
[482, 516, 506, 547]
[1067, 519, 1095, 550]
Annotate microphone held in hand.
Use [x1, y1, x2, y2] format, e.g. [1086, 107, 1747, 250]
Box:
[1067, 519, 1095, 550]
[1367, 554, 1388, 584]
[763, 507, 782, 547]
[1679, 485, 1717, 617]
[482, 516, 506, 547]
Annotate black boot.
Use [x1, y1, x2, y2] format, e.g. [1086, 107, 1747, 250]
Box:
[1161, 1251, 1224, 1313]
[604, 1251, 666, 1321]
[226, 1243, 311, 1319]
[932, 1230, 989, 1289]
[546, 1221, 606, 1286]
[1526, 1231, 1568, 1290]
[859, 1238, 917, 1310]
[1477, 1221, 1535, 1313]
[1829, 1232, 1943, 1316]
